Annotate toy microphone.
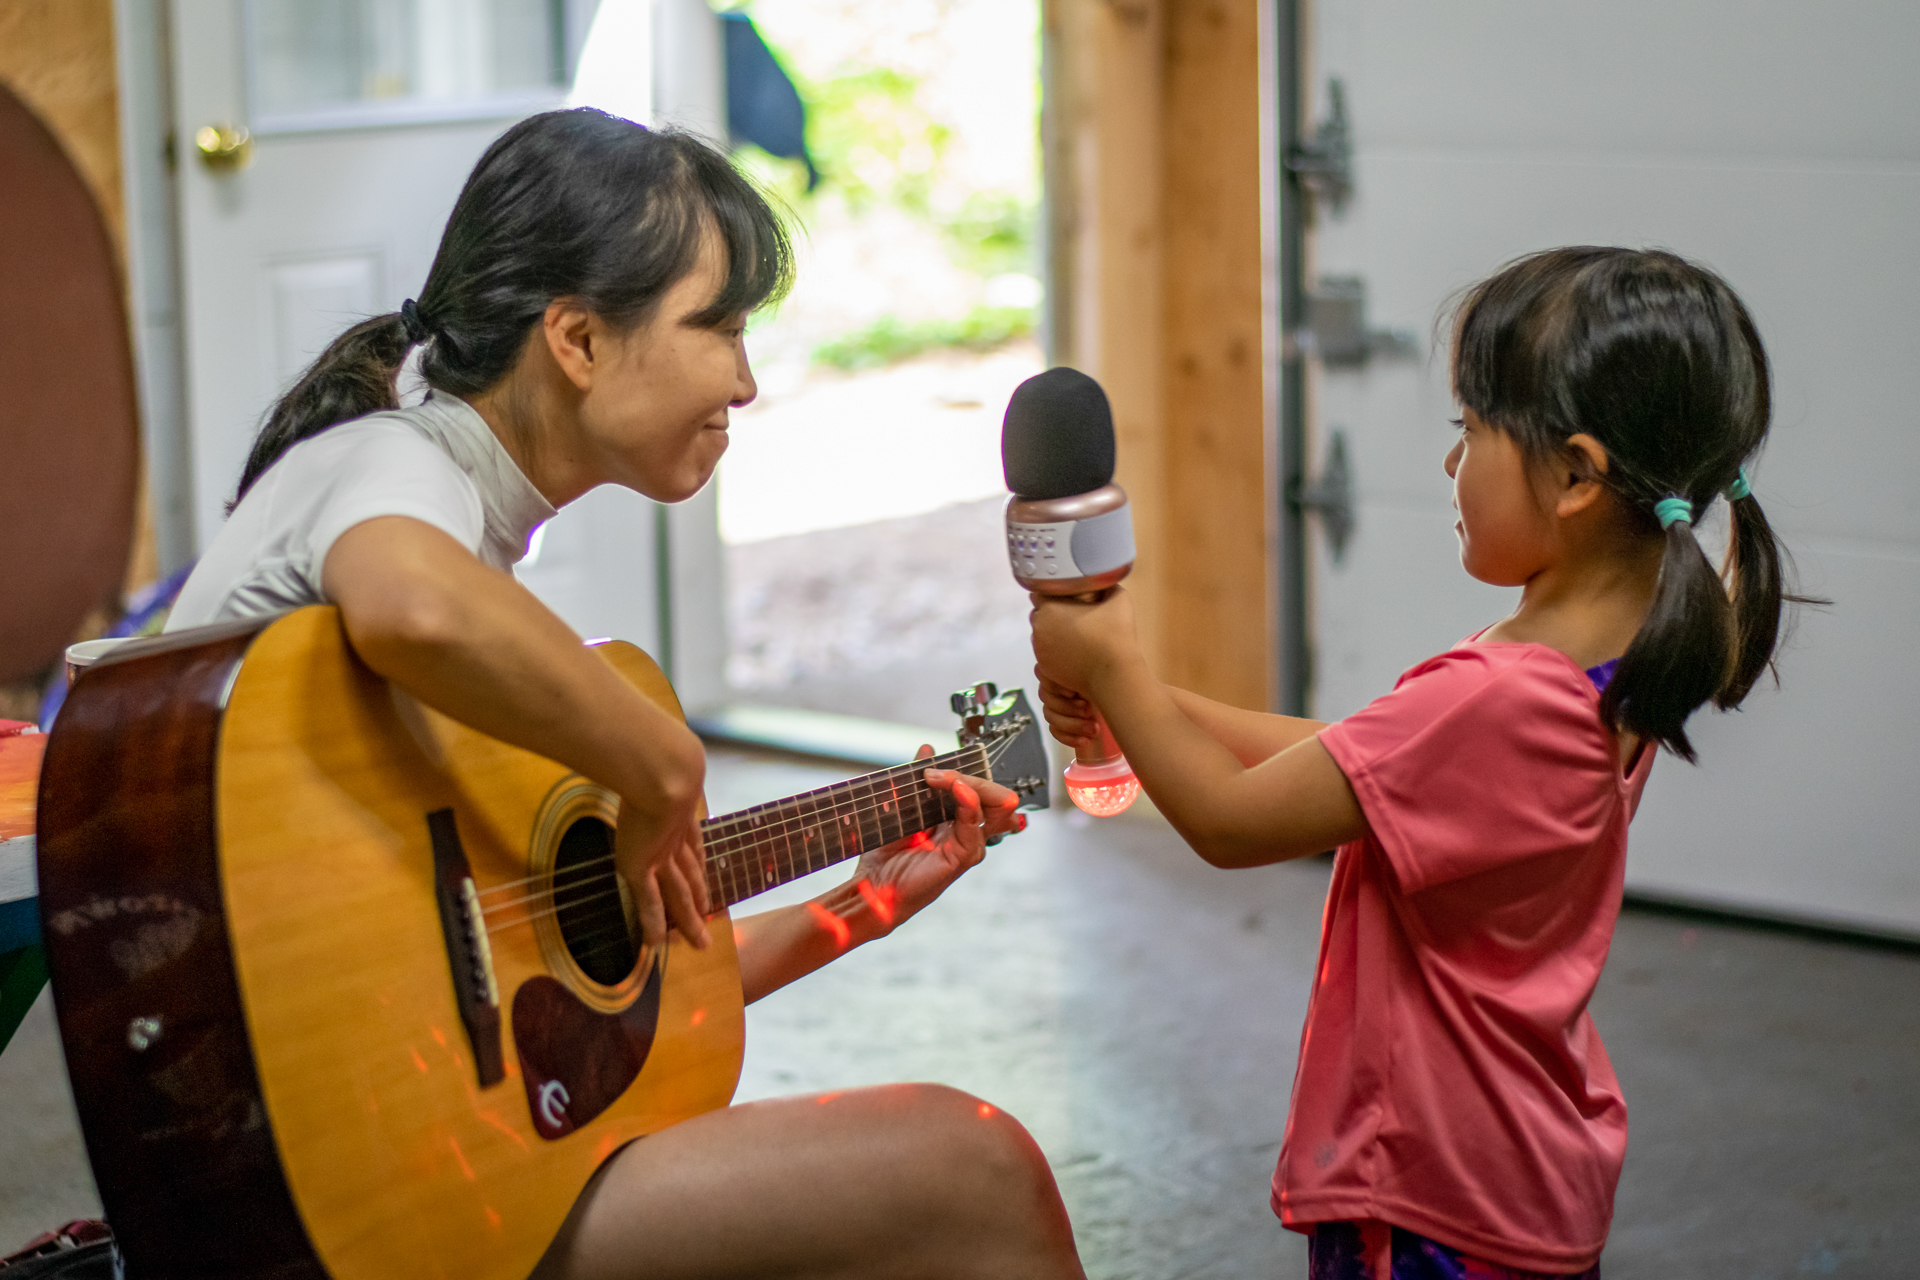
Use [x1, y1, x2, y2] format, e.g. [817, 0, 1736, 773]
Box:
[1001, 367, 1140, 817]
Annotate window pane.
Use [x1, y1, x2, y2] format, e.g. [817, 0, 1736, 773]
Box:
[249, 0, 563, 125]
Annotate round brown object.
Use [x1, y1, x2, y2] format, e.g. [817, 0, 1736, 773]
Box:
[0, 83, 138, 684]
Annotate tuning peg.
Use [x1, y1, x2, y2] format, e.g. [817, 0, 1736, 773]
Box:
[949, 682, 999, 717]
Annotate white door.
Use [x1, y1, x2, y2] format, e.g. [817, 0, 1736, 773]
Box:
[1301, 1, 1920, 937]
[162, 0, 730, 700]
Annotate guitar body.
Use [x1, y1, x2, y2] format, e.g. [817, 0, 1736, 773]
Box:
[38, 607, 744, 1280]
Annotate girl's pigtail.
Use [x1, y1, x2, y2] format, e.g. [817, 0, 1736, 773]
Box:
[1601, 501, 1736, 762]
[233, 311, 418, 505]
[1716, 486, 1786, 708]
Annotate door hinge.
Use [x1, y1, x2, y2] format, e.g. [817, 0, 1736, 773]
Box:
[1287, 276, 1419, 367]
[1291, 429, 1355, 563]
[1285, 78, 1353, 211]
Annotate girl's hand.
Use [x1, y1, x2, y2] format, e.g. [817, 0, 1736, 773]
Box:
[1036, 673, 1100, 750]
[849, 747, 1025, 936]
[1029, 586, 1140, 695]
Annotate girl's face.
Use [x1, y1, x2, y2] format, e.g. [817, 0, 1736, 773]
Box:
[581, 237, 757, 503]
[1443, 409, 1558, 586]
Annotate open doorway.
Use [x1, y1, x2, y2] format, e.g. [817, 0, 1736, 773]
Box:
[715, 0, 1043, 734]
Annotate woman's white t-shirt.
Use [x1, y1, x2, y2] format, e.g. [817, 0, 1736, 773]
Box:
[167, 394, 555, 631]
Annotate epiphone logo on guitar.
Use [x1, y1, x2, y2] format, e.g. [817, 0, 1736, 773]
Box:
[538, 1080, 572, 1129]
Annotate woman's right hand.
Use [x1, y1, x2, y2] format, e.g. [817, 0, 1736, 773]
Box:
[617, 792, 712, 951]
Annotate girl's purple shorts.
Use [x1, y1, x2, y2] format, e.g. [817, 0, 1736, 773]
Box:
[1309, 1222, 1601, 1280]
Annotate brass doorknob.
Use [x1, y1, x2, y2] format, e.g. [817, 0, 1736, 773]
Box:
[194, 124, 253, 173]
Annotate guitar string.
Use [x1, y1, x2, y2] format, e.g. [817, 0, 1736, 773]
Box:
[546, 919, 640, 967]
[509, 724, 1024, 963]
[473, 774, 955, 921]
[473, 737, 1013, 916]
[472, 735, 1026, 934]
[471, 748, 982, 907]
[470, 741, 997, 906]
[478, 761, 1027, 961]
[476, 786, 945, 932]
[474, 757, 1012, 924]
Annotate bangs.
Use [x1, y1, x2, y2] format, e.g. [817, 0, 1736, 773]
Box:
[679, 137, 795, 327]
[1448, 248, 1602, 447]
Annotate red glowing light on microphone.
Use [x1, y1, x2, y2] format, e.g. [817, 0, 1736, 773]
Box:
[1063, 754, 1140, 817]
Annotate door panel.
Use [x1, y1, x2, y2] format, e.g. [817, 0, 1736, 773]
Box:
[265, 251, 383, 386]
[1319, 1, 1920, 162]
[1306, 1, 1920, 934]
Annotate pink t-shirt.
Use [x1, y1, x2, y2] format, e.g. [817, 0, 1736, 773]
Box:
[1273, 642, 1654, 1274]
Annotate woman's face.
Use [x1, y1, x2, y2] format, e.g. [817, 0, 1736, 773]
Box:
[1443, 408, 1557, 586]
[581, 237, 757, 503]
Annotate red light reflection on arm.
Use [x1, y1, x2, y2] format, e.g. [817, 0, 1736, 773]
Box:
[806, 901, 852, 950]
[856, 878, 898, 926]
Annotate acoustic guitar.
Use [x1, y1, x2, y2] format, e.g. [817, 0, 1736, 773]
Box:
[35, 606, 1049, 1280]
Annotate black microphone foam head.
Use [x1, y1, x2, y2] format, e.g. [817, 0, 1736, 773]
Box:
[1001, 366, 1115, 499]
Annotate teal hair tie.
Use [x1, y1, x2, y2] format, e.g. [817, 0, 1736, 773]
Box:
[1654, 496, 1694, 529]
[1724, 468, 1752, 502]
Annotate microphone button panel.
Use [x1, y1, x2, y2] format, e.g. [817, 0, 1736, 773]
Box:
[1009, 519, 1078, 581]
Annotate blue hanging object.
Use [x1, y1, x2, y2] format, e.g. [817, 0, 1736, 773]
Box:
[721, 12, 818, 189]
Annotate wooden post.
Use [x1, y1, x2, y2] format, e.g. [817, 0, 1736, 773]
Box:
[1045, 0, 1272, 710]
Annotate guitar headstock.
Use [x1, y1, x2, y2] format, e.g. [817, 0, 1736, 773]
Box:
[951, 682, 1051, 811]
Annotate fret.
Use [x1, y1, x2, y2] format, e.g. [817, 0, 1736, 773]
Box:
[765, 799, 799, 887]
[877, 768, 909, 846]
[852, 773, 884, 852]
[913, 781, 934, 833]
[796, 787, 827, 879]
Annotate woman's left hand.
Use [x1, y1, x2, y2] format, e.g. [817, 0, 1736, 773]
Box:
[849, 746, 1026, 936]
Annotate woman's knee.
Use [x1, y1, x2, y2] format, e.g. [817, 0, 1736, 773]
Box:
[865, 1085, 1062, 1216]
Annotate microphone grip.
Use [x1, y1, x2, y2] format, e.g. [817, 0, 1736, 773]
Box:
[1074, 713, 1123, 767]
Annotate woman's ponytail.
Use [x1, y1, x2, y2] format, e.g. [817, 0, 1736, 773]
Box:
[233, 311, 417, 503]
[1602, 499, 1736, 761]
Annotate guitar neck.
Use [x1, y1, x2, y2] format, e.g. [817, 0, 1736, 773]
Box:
[700, 743, 990, 910]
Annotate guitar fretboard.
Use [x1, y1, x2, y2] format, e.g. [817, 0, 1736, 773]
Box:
[700, 744, 990, 909]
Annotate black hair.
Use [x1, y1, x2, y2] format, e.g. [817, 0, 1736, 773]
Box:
[235, 109, 793, 501]
[1450, 246, 1812, 761]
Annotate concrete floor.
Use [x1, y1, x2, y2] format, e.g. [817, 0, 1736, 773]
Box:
[4, 747, 1918, 1277]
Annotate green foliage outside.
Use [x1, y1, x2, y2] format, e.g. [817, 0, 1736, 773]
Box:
[811, 306, 1036, 372]
[726, 12, 1040, 368]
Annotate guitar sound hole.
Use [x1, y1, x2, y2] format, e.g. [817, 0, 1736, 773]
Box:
[553, 816, 638, 986]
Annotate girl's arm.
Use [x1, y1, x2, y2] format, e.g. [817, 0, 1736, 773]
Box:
[1037, 674, 1325, 767]
[323, 516, 711, 945]
[1032, 590, 1366, 868]
[732, 761, 1021, 1003]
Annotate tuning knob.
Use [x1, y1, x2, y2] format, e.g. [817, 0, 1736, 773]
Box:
[194, 124, 253, 173]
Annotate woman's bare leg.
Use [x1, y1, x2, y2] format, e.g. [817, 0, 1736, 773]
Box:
[529, 1084, 1085, 1280]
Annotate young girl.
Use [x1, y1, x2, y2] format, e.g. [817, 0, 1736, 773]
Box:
[168, 109, 1085, 1280]
[1031, 247, 1796, 1279]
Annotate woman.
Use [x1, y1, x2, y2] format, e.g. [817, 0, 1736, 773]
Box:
[167, 109, 1085, 1280]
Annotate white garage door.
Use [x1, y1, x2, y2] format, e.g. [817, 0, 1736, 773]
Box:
[1302, 0, 1920, 936]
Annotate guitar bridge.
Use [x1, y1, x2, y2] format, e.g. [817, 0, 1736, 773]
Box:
[427, 809, 505, 1086]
